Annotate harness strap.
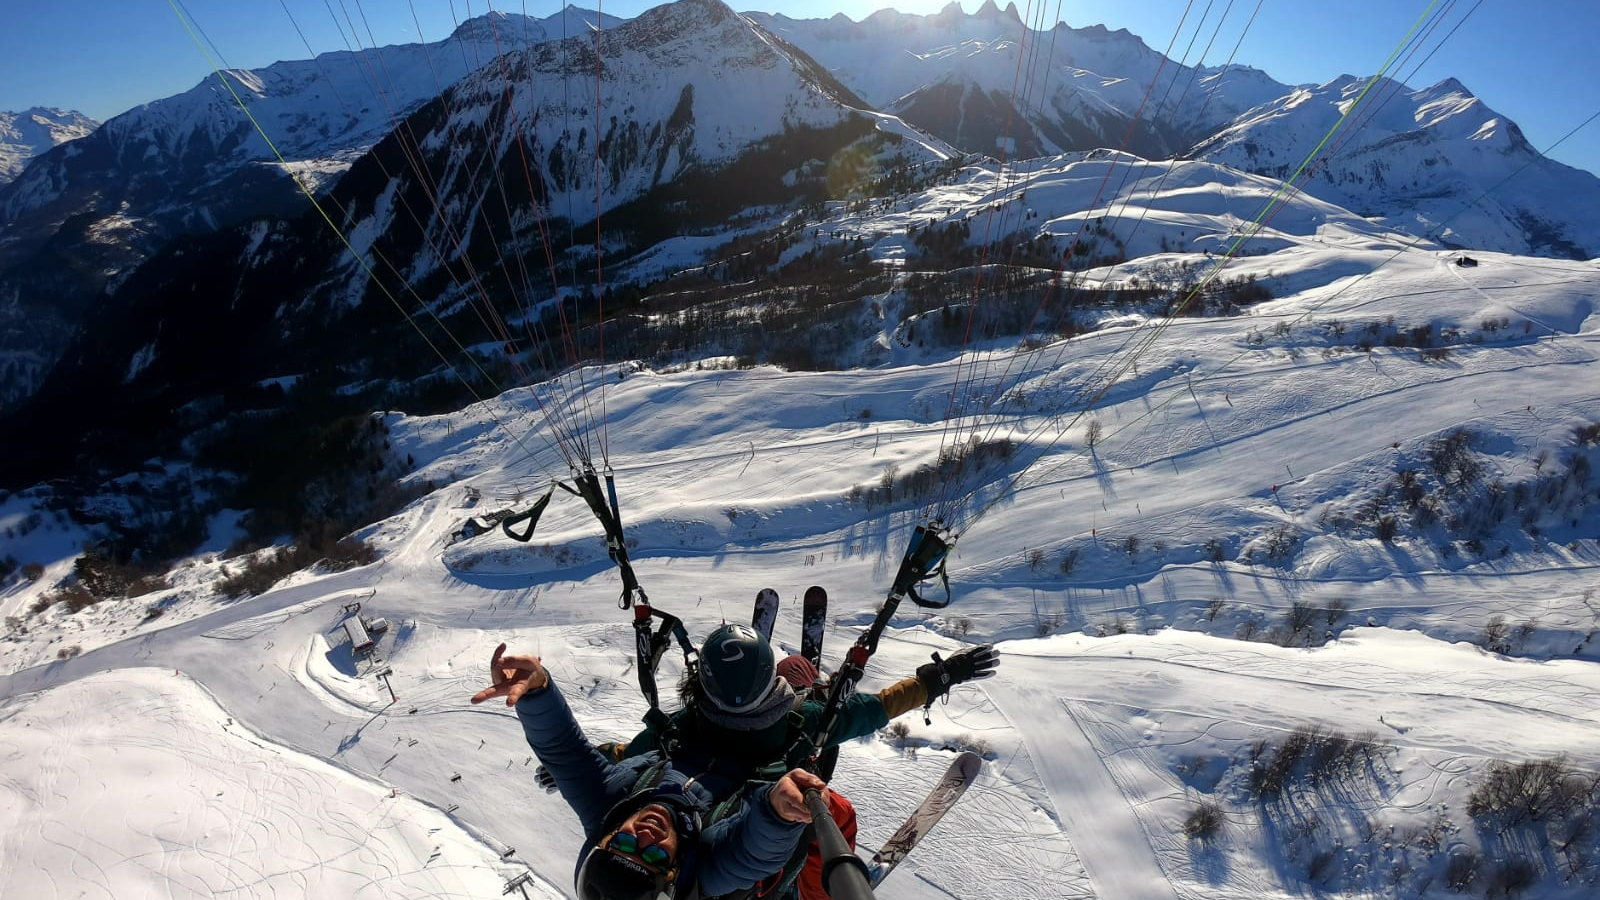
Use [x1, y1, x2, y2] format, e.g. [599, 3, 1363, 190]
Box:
[791, 523, 953, 769]
[572, 467, 646, 609]
[499, 482, 566, 542]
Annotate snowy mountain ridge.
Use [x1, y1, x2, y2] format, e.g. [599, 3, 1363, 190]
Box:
[0, 107, 97, 184]
[1195, 74, 1600, 259]
[0, 6, 619, 412]
[749, 5, 1600, 260]
[4, 0, 1599, 419]
[0, 6, 622, 229]
[748, 4, 1290, 161]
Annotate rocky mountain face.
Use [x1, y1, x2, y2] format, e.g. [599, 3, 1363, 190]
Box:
[0, 8, 618, 411]
[0, 0, 939, 485]
[0, 107, 98, 184]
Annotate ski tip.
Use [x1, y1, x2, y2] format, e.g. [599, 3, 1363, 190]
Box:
[955, 749, 983, 776]
[804, 585, 827, 602]
[757, 588, 779, 601]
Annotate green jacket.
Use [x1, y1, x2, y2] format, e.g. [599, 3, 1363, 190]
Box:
[617, 676, 928, 774]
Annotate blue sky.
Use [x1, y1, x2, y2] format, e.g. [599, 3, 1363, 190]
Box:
[2, 1, 1596, 175]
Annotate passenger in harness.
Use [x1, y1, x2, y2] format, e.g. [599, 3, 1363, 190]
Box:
[606, 624, 999, 785]
[471, 643, 829, 900]
[602, 624, 999, 900]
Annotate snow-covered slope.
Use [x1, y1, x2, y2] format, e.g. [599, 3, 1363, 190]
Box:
[1194, 75, 1600, 259]
[4, 202, 1600, 898]
[0, 107, 96, 184]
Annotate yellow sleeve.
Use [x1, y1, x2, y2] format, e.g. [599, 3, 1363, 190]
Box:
[876, 676, 929, 720]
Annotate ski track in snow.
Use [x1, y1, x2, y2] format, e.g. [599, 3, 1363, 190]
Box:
[988, 678, 1182, 900]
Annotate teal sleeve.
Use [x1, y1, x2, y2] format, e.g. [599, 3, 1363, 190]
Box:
[805, 695, 889, 747]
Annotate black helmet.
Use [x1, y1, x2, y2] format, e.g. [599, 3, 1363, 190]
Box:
[697, 623, 776, 713]
[576, 846, 674, 900]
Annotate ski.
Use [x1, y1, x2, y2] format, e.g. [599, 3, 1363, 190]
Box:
[867, 750, 982, 886]
[800, 586, 828, 667]
[752, 588, 780, 641]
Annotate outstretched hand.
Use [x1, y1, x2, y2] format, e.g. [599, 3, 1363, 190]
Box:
[469, 643, 549, 706]
[768, 768, 829, 823]
[917, 643, 1000, 703]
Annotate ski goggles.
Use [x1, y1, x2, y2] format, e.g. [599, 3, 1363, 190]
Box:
[607, 830, 673, 871]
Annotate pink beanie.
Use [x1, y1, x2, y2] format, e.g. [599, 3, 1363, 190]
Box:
[776, 654, 820, 690]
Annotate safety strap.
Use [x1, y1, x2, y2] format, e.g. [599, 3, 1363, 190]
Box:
[499, 483, 562, 542]
[572, 468, 647, 610]
[633, 603, 699, 752]
[790, 523, 953, 768]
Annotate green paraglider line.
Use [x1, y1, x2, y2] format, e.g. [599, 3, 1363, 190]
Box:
[163, 0, 562, 472]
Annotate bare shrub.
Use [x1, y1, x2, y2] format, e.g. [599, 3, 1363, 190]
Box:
[1324, 598, 1349, 626]
[56, 645, 82, 659]
[884, 720, 911, 746]
[53, 583, 99, 614]
[1263, 526, 1299, 559]
[948, 732, 993, 757]
[1184, 801, 1225, 841]
[1430, 429, 1481, 487]
[1250, 725, 1385, 796]
[1573, 421, 1600, 447]
[1251, 727, 1314, 796]
[1059, 547, 1079, 575]
[1037, 612, 1063, 636]
[217, 546, 303, 599]
[21, 562, 45, 582]
[1482, 616, 1511, 654]
[1027, 548, 1047, 572]
[1468, 757, 1591, 827]
[217, 535, 376, 598]
[1484, 857, 1538, 898]
[1445, 851, 1478, 892]
[1085, 419, 1103, 449]
[312, 533, 378, 572]
[75, 550, 166, 600]
[1282, 602, 1319, 645]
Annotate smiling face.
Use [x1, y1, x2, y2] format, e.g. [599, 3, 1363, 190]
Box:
[616, 803, 679, 864]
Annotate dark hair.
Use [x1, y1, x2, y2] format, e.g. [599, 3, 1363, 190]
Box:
[676, 667, 699, 708]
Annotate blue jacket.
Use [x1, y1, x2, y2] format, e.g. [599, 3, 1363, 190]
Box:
[516, 680, 806, 897]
